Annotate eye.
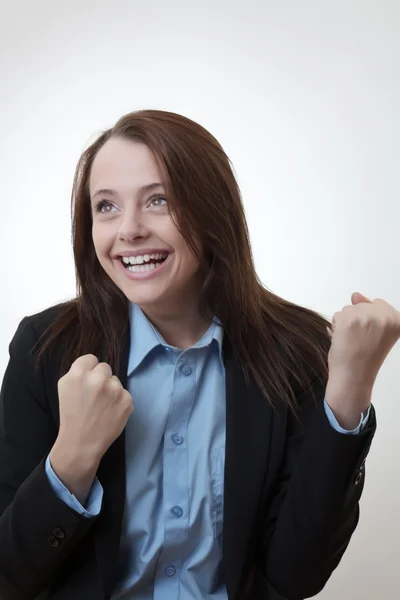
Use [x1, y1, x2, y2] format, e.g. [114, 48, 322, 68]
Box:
[94, 195, 167, 214]
[95, 199, 114, 213]
[149, 194, 167, 208]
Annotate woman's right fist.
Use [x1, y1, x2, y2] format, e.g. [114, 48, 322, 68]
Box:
[55, 354, 134, 462]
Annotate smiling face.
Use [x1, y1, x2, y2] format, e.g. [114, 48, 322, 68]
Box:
[89, 137, 205, 316]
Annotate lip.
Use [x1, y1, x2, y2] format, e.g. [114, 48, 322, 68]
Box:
[114, 252, 173, 280]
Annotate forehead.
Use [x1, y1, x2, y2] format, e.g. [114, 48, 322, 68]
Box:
[89, 137, 162, 192]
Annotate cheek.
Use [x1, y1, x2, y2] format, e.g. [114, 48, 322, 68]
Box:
[171, 226, 202, 259]
[92, 225, 111, 253]
[179, 247, 203, 276]
[91, 225, 102, 248]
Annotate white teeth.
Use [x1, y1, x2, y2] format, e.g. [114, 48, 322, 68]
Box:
[121, 252, 168, 265]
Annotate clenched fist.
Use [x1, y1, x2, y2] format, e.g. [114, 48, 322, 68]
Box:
[49, 355, 133, 504]
[56, 354, 133, 458]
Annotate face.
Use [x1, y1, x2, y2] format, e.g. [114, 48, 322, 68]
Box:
[89, 137, 204, 316]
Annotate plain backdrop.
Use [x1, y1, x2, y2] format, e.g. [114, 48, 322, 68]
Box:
[1, 1, 399, 598]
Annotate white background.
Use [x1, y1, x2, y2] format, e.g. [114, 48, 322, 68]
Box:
[1, 1, 399, 598]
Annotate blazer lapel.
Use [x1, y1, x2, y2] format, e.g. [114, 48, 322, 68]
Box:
[94, 324, 131, 599]
[222, 334, 273, 599]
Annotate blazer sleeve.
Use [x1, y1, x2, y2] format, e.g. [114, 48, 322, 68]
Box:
[0, 316, 102, 600]
[256, 376, 376, 600]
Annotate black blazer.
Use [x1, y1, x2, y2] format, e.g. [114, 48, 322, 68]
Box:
[0, 304, 376, 600]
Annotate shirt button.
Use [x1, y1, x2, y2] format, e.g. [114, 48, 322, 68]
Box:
[171, 505, 183, 518]
[171, 433, 184, 445]
[164, 565, 176, 577]
[48, 535, 60, 548]
[179, 364, 192, 376]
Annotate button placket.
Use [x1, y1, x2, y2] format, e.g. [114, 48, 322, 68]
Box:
[154, 353, 195, 589]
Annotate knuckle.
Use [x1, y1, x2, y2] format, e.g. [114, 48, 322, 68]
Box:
[70, 354, 99, 375]
[92, 372, 109, 388]
[96, 363, 113, 378]
[76, 354, 98, 365]
[110, 374, 122, 386]
[122, 389, 133, 404]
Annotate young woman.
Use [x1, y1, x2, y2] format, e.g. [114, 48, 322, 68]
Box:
[0, 109, 398, 600]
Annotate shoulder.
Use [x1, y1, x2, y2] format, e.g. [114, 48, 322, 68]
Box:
[26, 301, 69, 336]
[8, 301, 73, 362]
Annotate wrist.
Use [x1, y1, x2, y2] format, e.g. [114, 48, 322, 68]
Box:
[50, 437, 101, 476]
[325, 377, 372, 430]
[49, 439, 101, 505]
[326, 403, 365, 430]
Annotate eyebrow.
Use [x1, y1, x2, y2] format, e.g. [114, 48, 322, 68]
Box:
[92, 182, 165, 199]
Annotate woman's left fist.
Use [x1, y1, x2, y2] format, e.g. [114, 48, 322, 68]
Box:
[328, 292, 400, 389]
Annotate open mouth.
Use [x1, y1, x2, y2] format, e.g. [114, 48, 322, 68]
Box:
[119, 253, 170, 272]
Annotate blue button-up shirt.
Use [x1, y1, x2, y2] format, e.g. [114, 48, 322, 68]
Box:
[45, 302, 370, 598]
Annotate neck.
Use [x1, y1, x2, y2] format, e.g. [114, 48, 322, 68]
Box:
[140, 303, 212, 350]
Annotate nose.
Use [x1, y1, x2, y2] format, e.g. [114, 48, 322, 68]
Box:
[117, 206, 149, 240]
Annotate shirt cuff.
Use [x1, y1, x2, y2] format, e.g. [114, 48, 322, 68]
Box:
[323, 399, 371, 435]
[45, 454, 103, 517]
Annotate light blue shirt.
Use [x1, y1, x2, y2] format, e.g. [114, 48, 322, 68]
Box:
[45, 303, 370, 598]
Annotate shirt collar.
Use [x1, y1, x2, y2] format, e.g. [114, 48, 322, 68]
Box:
[127, 302, 224, 376]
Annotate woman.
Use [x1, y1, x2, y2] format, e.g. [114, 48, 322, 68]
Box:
[0, 109, 397, 600]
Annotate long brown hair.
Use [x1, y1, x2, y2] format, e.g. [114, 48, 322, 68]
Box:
[32, 109, 332, 414]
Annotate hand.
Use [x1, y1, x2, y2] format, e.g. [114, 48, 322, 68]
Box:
[54, 354, 134, 463]
[326, 292, 400, 428]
